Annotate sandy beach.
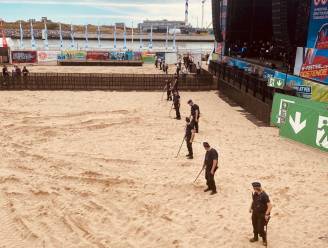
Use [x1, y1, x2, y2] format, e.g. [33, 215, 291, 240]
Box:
[0, 91, 327, 248]
[7, 64, 181, 75]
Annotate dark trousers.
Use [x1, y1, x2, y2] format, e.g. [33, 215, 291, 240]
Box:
[205, 167, 217, 192]
[193, 118, 199, 132]
[167, 91, 172, 100]
[175, 104, 181, 119]
[252, 213, 266, 240]
[186, 137, 193, 156]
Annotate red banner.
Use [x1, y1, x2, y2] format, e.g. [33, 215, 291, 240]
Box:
[12, 51, 38, 63]
[86, 51, 110, 61]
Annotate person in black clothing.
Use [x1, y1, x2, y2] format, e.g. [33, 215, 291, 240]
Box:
[185, 117, 195, 159]
[172, 76, 179, 92]
[15, 66, 22, 77]
[249, 182, 273, 246]
[203, 142, 218, 195]
[165, 64, 169, 75]
[188, 99, 200, 133]
[173, 91, 181, 120]
[2, 65, 9, 77]
[165, 80, 172, 101]
[22, 66, 29, 77]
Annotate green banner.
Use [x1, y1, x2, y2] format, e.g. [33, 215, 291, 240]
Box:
[280, 103, 328, 152]
[270, 93, 328, 127]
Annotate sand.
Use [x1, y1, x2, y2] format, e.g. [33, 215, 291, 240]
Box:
[7, 64, 180, 75]
[0, 91, 327, 248]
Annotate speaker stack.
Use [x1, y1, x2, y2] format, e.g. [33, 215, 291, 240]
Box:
[212, 0, 223, 42]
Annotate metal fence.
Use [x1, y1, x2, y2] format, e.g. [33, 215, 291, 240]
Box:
[0, 73, 214, 91]
[209, 60, 296, 124]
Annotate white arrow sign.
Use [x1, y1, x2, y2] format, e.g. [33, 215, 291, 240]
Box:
[289, 112, 307, 134]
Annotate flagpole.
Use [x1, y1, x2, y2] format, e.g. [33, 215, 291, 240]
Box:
[19, 21, 24, 49]
[165, 25, 168, 50]
[123, 24, 127, 50]
[30, 21, 36, 50]
[70, 24, 75, 49]
[59, 23, 64, 50]
[131, 21, 134, 50]
[85, 25, 88, 49]
[139, 26, 142, 51]
[113, 24, 117, 50]
[97, 24, 101, 48]
[44, 21, 49, 50]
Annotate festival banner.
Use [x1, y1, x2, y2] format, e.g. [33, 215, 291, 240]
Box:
[141, 52, 156, 64]
[300, 0, 328, 84]
[57, 50, 87, 61]
[12, 51, 37, 63]
[37, 51, 60, 62]
[86, 51, 109, 61]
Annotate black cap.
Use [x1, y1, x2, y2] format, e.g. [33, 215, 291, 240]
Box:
[252, 182, 261, 188]
[188, 99, 193, 104]
[186, 117, 190, 122]
[203, 142, 210, 148]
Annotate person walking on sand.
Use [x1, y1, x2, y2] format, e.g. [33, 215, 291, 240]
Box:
[203, 142, 218, 195]
[173, 91, 181, 120]
[249, 182, 272, 246]
[188, 99, 200, 133]
[185, 117, 195, 159]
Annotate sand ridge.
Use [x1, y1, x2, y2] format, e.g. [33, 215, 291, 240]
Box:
[0, 91, 327, 248]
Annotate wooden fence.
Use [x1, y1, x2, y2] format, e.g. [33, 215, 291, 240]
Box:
[0, 73, 215, 91]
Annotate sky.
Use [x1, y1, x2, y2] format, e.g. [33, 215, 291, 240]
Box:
[0, 0, 213, 27]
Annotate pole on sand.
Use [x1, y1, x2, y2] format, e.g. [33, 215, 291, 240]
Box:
[175, 135, 186, 158]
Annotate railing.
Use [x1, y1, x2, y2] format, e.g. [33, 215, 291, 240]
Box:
[209, 60, 295, 104]
[0, 73, 214, 91]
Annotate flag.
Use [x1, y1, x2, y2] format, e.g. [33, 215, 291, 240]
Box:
[123, 24, 127, 50]
[113, 24, 117, 49]
[139, 26, 143, 51]
[173, 26, 176, 51]
[149, 25, 153, 50]
[97, 24, 101, 48]
[30, 21, 36, 50]
[131, 21, 134, 48]
[1, 21, 8, 48]
[44, 21, 49, 50]
[59, 23, 64, 50]
[84, 25, 89, 49]
[70, 24, 75, 49]
[165, 26, 168, 50]
[19, 21, 24, 49]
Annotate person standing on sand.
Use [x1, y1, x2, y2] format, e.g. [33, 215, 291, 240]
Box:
[249, 182, 272, 246]
[173, 91, 181, 120]
[188, 99, 200, 133]
[185, 117, 195, 159]
[203, 142, 218, 195]
[166, 80, 172, 101]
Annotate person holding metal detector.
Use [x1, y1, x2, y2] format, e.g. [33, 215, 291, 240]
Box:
[249, 182, 272, 247]
[165, 80, 172, 101]
[185, 117, 195, 159]
[202, 142, 218, 195]
[173, 91, 181, 120]
[188, 100, 200, 133]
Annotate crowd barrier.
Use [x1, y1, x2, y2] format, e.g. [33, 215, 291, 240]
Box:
[209, 60, 296, 124]
[0, 73, 214, 91]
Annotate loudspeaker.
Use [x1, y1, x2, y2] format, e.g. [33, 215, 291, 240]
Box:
[212, 0, 223, 42]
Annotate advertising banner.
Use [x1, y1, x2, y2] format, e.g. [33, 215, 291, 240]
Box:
[86, 51, 110, 61]
[280, 103, 328, 152]
[141, 52, 156, 64]
[12, 51, 37, 63]
[270, 93, 327, 128]
[37, 51, 60, 62]
[57, 50, 87, 61]
[300, 0, 328, 84]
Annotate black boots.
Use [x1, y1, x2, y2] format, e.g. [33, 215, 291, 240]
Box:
[249, 235, 258, 242]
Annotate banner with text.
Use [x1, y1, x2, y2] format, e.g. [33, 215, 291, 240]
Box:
[37, 51, 60, 62]
[12, 51, 37, 63]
